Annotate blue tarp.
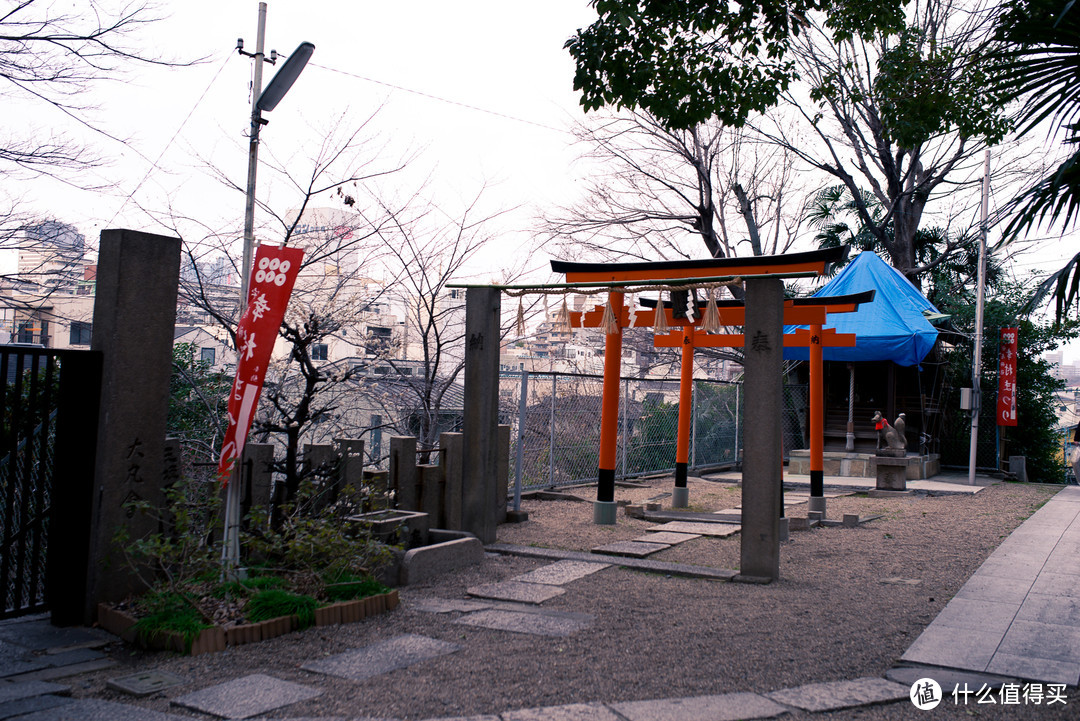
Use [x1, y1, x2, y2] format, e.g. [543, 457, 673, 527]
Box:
[783, 251, 940, 366]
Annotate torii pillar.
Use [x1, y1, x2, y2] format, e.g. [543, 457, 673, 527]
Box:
[673, 325, 695, 508]
[595, 291, 624, 524]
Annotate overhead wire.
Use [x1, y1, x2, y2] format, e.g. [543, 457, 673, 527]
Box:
[309, 62, 573, 136]
[105, 51, 235, 228]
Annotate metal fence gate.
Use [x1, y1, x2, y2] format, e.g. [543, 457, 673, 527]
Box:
[1, 346, 101, 620]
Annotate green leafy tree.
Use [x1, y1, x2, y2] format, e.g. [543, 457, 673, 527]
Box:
[565, 0, 906, 129]
[992, 0, 1080, 318]
[568, 1, 1017, 288]
[938, 280, 1079, 482]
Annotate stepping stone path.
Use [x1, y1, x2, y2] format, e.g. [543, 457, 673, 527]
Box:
[510, 560, 610, 586]
[172, 673, 322, 719]
[645, 521, 741, 537]
[632, 532, 700, 545]
[302, 634, 462, 682]
[466, 581, 566, 604]
[765, 677, 909, 712]
[455, 609, 594, 637]
[592, 541, 670, 558]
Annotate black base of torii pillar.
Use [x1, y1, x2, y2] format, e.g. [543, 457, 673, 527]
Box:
[737, 278, 784, 583]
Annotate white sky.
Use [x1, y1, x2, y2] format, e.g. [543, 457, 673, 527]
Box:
[6, 0, 1080, 361]
[7, 0, 598, 278]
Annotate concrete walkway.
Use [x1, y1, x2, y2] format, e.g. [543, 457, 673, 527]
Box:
[900, 485, 1080, 686]
[2, 480, 1078, 721]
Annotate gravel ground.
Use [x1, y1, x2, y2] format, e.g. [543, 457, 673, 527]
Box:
[73, 477, 1080, 720]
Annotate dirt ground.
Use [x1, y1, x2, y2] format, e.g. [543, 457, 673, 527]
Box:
[74, 476, 1080, 720]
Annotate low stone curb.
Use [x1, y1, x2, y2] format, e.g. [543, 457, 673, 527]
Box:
[96, 590, 400, 656]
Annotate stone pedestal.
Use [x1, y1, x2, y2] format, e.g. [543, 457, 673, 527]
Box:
[672, 486, 689, 509]
[594, 500, 618, 525]
[875, 452, 908, 491]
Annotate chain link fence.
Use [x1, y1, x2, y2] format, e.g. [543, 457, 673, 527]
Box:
[500, 371, 810, 491]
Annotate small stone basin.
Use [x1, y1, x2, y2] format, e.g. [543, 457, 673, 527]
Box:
[348, 509, 429, 548]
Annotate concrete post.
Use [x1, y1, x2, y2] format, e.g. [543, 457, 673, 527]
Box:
[335, 438, 365, 506]
[85, 229, 180, 621]
[440, 432, 464, 530]
[241, 443, 275, 520]
[462, 288, 500, 544]
[390, 436, 418, 511]
[739, 278, 784, 583]
[303, 443, 337, 510]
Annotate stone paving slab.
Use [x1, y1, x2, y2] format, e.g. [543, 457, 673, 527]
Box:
[502, 702, 623, 720]
[646, 521, 741, 537]
[410, 598, 494, 614]
[467, 581, 565, 604]
[0, 640, 48, 678]
[765, 677, 908, 712]
[0, 694, 71, 720]
[301, 634, 462, 682]
[8, 658, 116, 682]
[0, 622, 109, 651]
[486, 544, 737, 581]
[10, 698, 193, 720]
[421, 715, 498, 721]
[0, 679, 69, 703]
[984, 652, 1080, 686]
[453, 609, 594, 637]
[172, 673, 322, 719]
[592, 541, 669, 558]
[610, 693, 788, 721]
[635, 532, 700, 545]
[510, 560, 611, 586]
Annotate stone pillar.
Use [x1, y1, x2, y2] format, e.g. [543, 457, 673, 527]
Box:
[390, 436, 418, 511]
[418, 464, 444, 527]
[303, 443, 337, 510]
[85, 229, 181, 621]
[739, 278, 784, 583]
[241, 443, 275, 520]
[335, 438, 365, 505]
[462, 288, 500, 544]
[440, 432, 464, 530]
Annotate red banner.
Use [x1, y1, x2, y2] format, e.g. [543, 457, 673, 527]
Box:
[217, 245, 304, 483]
[997, 327, 1018, 427]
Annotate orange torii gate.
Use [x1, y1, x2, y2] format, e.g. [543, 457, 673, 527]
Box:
[630, 292, 874, 510]
[548, 249, 851, 546]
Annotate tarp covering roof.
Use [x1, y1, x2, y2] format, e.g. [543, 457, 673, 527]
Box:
[783, 251, 941, 366]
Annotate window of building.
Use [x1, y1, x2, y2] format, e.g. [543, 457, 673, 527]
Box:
[200, 346, 216, 364]
[374, 366, 391, 375]
[312, 343, 328, 361]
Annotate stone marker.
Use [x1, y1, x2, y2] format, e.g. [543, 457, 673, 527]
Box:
[511, 560, 611, 586]
[466, 581, 565, 604]
[83, 229, 181, 622]
[739, 278, 784, 583]
[454, 609, 594, 637]
[462, 288, 501, 544]
[301, 635, 461, 682]
[591, 541, 669, 558]
[171, 673, 321, 719]
[765, 677, 909, 712]
[843, 513, 860, 528]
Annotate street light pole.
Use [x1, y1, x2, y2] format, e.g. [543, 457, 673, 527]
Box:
[223, 2, 314, 576]
[241, 2, 268, 308]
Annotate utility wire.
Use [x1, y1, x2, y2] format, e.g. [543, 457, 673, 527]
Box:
[105, 51, 235, 228]
[310, 62, 572, 136]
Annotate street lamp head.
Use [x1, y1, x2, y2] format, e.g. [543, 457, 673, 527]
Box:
[256, 41, 315, 113]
